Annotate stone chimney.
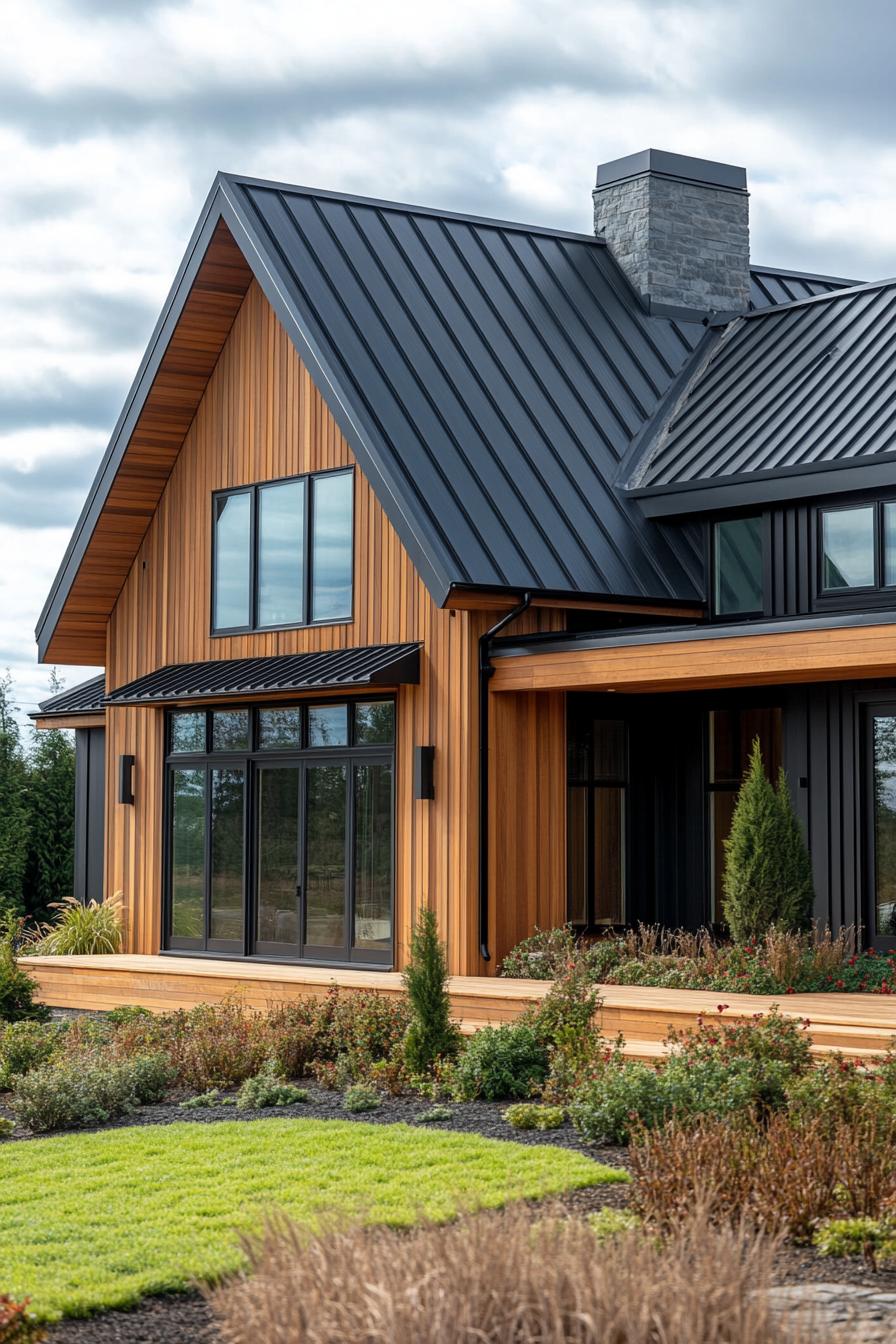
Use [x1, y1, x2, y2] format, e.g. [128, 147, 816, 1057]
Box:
[593, 149, 750, 317]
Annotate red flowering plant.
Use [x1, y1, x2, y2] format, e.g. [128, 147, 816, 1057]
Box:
[0, 1295, 44, 1344]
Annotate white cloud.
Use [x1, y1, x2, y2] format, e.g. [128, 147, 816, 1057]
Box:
[3, 0, 896, 728]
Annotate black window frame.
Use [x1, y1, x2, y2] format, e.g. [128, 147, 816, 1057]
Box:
[163, 696, 395, 969]
[709, 512, 769, 621]
[816, 499, 896, 604]
[211, 467, 354, 636]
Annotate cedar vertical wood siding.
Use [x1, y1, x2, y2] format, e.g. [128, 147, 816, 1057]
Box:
[105, 280, 566, 976]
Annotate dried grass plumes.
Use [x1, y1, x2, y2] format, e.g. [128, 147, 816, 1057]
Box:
[209, 1204, 804, 1344]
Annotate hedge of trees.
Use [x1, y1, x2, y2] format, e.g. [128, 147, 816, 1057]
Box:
[0, 673, 75, 924]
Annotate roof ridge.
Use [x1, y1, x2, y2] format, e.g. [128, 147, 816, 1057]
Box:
[737, 275, 896, 322]
[219, 172, 608, 246]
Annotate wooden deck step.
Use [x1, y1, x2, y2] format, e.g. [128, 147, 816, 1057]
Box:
[17, 954, 896, 1063]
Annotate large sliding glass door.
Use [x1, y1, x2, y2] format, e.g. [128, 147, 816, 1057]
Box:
[866, 707, 896, 945]
[165, 700, 394, 966]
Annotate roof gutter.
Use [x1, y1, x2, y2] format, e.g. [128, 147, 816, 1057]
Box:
[478, 592, 533, 964]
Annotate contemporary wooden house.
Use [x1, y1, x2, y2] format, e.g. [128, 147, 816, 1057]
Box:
[30, 147, 896, 1001]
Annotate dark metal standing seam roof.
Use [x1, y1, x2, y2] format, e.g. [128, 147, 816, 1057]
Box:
[221, 176, 708, 607]
[32, 168, 860, 660]
[31, 673, 106, 720]
[627, 278, 894, 514]
[103, 644, 421, 707]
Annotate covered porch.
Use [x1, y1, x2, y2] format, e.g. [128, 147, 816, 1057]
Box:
[487, 613, 896, 954]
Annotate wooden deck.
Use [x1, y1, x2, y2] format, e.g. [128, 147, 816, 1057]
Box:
[18, 955, 896, 1061]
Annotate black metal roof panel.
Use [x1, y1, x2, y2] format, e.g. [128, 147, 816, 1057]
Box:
[104, 644, 421, 707]
[628, 279, 896, 515]
[222, 175, 710, 606]
[749, 266, 854, 310]
[31, 673, 106, 720]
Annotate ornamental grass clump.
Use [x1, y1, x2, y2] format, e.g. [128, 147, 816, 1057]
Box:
[722, 740, 814, 943]
[630, 1102, 896, 1243]
[402, 909, 462, 1075]
[209, 1204, 794, 1344]
[27, 891, 124, 956]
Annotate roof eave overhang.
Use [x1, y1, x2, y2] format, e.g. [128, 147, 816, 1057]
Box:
[35, 178, 457, 663]
[630, 453, 896, 518]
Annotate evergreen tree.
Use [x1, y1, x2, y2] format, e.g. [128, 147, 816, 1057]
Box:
[25, 671, 76, 922]
[403, 907, 461, 1074]
[0, 672, 29, 920]
[722, 738, 815, 943]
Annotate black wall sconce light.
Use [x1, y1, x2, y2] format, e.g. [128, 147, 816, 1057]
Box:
[118, 754, 135, 805]
[414, 745, 435, 801]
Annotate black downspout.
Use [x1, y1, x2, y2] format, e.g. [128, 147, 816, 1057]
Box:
[479, 592, 533, 963]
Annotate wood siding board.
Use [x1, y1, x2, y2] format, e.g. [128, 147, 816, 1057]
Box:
[103, 281, 564, 975]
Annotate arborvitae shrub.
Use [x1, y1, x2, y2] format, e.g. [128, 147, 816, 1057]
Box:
[722, 739, 814, 944]
[402, 908, 461, 1075]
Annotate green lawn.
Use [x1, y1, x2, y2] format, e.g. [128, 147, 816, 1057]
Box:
[0, 1117, 624, 1321]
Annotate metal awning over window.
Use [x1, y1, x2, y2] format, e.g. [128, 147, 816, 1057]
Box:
[104, 644, 421, 707]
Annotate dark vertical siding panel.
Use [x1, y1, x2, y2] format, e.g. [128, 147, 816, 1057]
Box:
[73, 727, 106, 905]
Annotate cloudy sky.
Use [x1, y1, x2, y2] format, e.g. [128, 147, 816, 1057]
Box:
[2, 0, 896, 725]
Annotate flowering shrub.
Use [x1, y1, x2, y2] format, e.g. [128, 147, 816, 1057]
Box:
[500, 923, 896, 994]
[569, 1008, 813, 1144]
[0, 1020, 64, 1088]
[0, 1294, 45, 1344]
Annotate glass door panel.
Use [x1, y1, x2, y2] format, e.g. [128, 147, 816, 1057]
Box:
[170, 768, 205, 946]
[353, 761, 392, 952]
[871, 714, 896, 940]
[256, 766, 301, 955]
[209, 768, 245, 950]
[304, 763, 348, 955]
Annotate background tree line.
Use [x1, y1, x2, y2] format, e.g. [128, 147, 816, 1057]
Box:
[0, 671, 75, 925]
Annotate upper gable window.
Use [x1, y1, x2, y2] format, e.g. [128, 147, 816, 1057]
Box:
[212, 469, 353, 633]
[712, 516, 764, 616]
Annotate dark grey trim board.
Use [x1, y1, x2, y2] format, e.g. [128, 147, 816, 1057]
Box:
[491, 607, 896, 660]
[632, 456, 896, 518]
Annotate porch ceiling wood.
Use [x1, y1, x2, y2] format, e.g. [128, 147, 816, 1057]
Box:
[490, 620, 896, 694]
[43, 221, 253, 664]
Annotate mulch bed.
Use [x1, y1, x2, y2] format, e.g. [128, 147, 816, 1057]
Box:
[2, 1088, 887, 1341]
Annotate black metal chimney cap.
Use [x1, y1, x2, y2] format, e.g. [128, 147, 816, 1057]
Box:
[596, 149, 747, 193]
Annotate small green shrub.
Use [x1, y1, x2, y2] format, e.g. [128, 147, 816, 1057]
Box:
[0, 916, 49, 1024]
[570, 1060, 667, 1144]
[587, 1208, 641, 1243]
[723, 741, 814, 943]
[0, 1021, 63, 1088]
[451, 1023, 549, 1102]
[28, 892, 123, 956]
[343, 1083, 380, 1113]
[0, 1116, 13, 1139]
[416, 1104, 453, 1124]
[237, 1067, 310, 1110]
[0, 1293, 45, 1343]
[105, 1004, 153, 1027]
[403, 909, 462, 1075]
[11, 1052, 172, 1133]
[814, 1216, 896, 1266]
[503, 1102, 565, 1131]
[179, 1088, 236, 1110]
